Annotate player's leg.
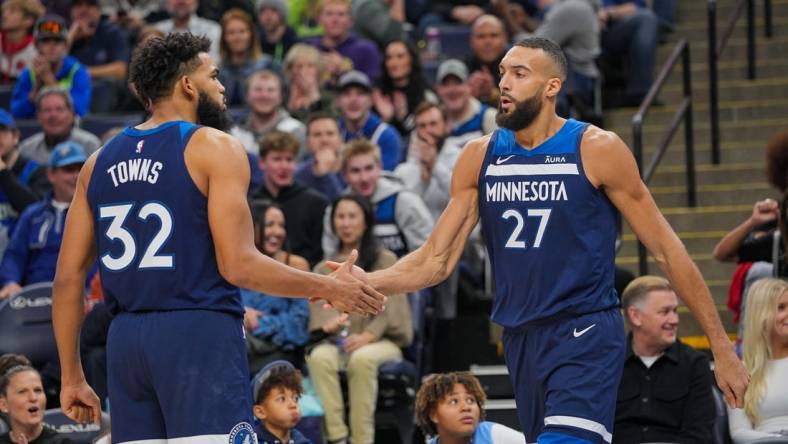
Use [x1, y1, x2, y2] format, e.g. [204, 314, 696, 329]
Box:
[502, 327, 544, 443]
[539, 309, 626, 444]
[142, 310, 257, 443]
[106, 313, 168, 443]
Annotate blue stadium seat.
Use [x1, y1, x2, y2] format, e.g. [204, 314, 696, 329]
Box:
[42, 409, 110, 444]
[0, 282, 57, 368]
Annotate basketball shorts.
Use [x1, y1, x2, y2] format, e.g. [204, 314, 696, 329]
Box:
[107, 310, 257, 444]
[502, 308, 626, 444]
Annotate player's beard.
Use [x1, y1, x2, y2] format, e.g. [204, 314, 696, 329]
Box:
[196, 92, 233, 132]
[496, 90, 543, 131]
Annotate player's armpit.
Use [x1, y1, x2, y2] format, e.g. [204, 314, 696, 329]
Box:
[369, 136, 488, 295]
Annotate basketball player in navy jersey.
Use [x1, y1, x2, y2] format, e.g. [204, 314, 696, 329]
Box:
[50, 33, 385, 443]
[333, 37, 749, 444]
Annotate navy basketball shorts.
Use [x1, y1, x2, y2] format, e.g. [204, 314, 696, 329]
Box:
[107, 310, 258, 444]
[502, 308, 626, 444]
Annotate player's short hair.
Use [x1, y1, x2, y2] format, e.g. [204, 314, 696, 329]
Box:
[259, 130, 299, 159]
[254, 365, 303, 405]
[621, 275, 673, 320]
[514, 37, 568, 82]
[340, 138, 381, 171]
[0, 365, 37, 397]
[129, 32, 211, 107]
[415, 372, 487, 437]
[766, 130, 788, 192]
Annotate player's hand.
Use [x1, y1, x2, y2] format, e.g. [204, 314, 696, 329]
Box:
[712, 345, 749, 408]
[243, 307, 263, 332]
[325, 249, 385, 315]
[60, 380, 101, 424]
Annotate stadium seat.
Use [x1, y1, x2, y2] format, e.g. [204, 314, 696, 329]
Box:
[436, 25, 472, 59]
[42, 409, 110, 444]
[0, 415, 7, 434]
[711, 385, 733, 444]
[0, 282, 57, 368]
[374, 289, 435, 444]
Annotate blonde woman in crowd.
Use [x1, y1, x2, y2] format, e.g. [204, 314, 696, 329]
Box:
[283, 43, 334, 121]
[728, 278, 788, 443]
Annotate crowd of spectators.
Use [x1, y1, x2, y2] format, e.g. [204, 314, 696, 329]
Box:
[13, 1, 788, 444]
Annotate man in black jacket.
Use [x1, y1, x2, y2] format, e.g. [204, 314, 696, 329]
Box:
[614, 275, 716, 444]
[252, 130, 329, 267]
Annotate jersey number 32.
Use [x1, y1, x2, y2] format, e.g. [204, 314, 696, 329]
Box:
[99, 202, 174, 270]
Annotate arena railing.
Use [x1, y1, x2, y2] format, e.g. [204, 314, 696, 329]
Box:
[631, 38, 695, 275]
[707, 0, 773, 165]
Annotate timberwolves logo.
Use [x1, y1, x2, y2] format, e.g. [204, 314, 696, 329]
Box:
[228, 422, 257, 444]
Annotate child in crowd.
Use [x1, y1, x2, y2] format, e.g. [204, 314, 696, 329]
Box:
[416, 371, 525, 444]
[252, 360, 313, 444]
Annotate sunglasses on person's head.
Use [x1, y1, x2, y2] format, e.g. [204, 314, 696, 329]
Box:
[37, 21, 64, 34]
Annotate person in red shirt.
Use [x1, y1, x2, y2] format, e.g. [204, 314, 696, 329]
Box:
[0, 0, 45, 84]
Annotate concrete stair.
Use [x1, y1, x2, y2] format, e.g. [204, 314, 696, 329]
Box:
[607, 0, 787, 338]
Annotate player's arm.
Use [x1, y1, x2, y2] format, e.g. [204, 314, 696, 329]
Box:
[368, 136, 487, 295]
[190, 129, 383, 315]
[52, 152, 101, 424]
[581, 127, 749, 408]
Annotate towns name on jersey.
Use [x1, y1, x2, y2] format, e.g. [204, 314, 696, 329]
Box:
[106, 159, 163, 187]
[485, 180, 568, 202]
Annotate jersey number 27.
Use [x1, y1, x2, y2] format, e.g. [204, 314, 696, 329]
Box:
[502, 208, 551, 249]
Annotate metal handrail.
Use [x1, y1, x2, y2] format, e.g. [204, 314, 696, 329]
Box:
[631, 39, 695, 275]
[707, 0, 773, 164]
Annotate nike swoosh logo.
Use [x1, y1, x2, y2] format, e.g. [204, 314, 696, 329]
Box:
[573, 324, 596, 338]
[496, 155, 515, 165]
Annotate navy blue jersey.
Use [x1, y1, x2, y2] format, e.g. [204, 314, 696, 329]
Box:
[87, 121, 242, 316]
[478, 119, 619, 328]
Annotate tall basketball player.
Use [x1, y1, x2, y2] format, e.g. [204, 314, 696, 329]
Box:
[51, 33, 384, 443]
[338, 38, 749, 444]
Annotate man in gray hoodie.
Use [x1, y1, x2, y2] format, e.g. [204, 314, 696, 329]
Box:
[322, 138, 433, 260]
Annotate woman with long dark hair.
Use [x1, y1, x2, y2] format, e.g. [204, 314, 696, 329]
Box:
[241, 199, 310, 373]
[372, 39, 438, 136]
[307, 194, 413, 444]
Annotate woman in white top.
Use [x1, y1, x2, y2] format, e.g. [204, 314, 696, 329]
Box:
[728, 277, 788, 443]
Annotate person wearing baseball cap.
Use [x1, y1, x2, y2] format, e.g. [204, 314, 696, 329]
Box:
[251, 360, 312, 444]
[435, 58, 497, 147]
[257, 0, 297, 65]
[336, 70, 402, 171]
[0, 0, 46, 84]
[10, 14, 91, 118]
[0, 140, 87, 299]
[0, 108, 49, 257]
